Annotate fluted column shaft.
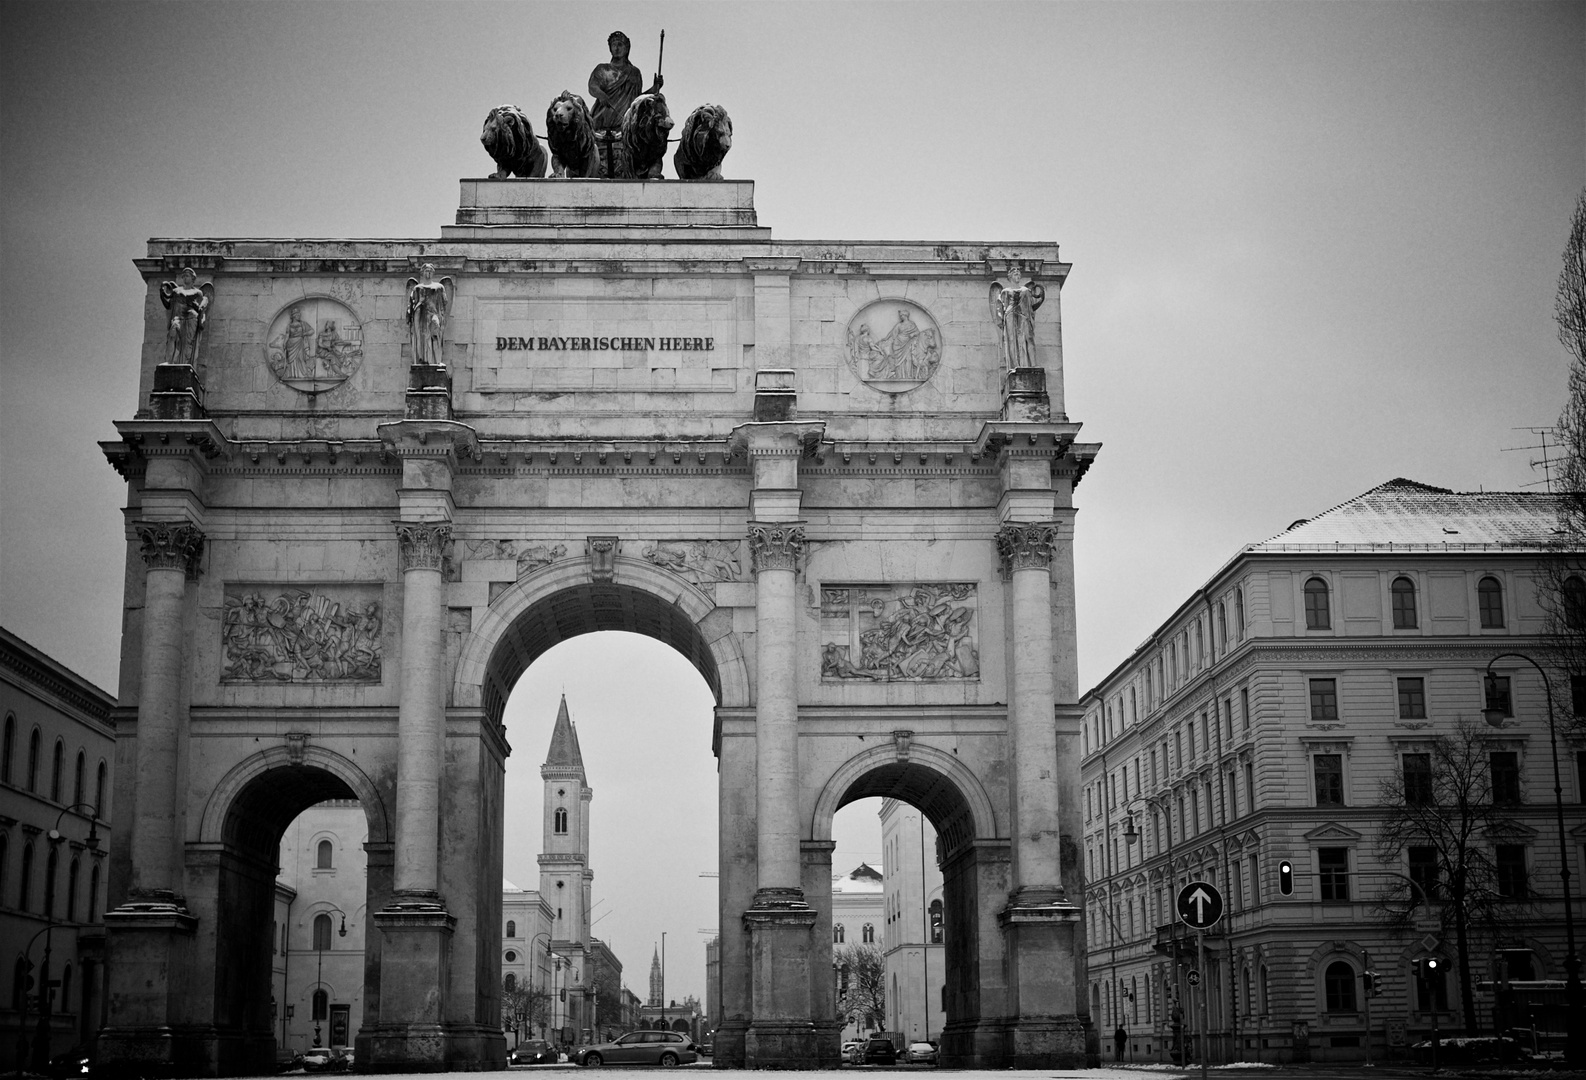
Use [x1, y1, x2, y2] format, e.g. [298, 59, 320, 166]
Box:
[998, 522, 1064, 901]
[129, 522, 204, 900]
[749, 523, 805, 901]
[393, 521, 450, 898]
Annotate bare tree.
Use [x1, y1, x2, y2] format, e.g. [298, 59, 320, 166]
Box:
[834, 944, 887, 1033]
[1375, 719, 1535, 1034]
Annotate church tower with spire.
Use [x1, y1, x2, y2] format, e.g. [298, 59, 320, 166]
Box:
[649, 947, 663, 1007]
[538, 695, 593, 948]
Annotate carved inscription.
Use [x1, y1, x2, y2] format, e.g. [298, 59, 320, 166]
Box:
[641, 540, 743, 583]
[820, 583, 979, 681]
[221, 585, 383, 682]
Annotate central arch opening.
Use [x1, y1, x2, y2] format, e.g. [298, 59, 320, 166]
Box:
[483, 580, 723, 1051]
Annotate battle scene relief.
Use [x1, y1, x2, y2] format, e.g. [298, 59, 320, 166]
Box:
[820, 583, 979, 681]
[221, 585, 384, 682]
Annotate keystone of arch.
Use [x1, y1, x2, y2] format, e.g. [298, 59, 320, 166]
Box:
[451, 554, 751, 712]
[808, 741, 1002, 844]
[199, 743, 390, 846]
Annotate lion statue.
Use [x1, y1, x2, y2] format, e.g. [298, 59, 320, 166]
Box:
[544, 91, 602, 178]
[610, 92, 673, 179]
[673, 103, 733, 181]
[480, 105, 547, 179]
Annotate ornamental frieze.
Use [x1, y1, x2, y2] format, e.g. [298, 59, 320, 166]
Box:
[221, 584, 382, 683]
[641, 540, 744, 584]
[820, 583, 979, 682]
[844, 298, 943, 394]
[747, 524, 805, 573]
[996, 522, 1059, 574]
[455, 540, 569, 580]
[136, 521, 206, 575]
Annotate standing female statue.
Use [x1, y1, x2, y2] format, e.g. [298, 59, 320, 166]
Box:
[588, 30, 663, 131]
[988, 266, 1046, 369]
[159, 266, 214, 365]
[406, 263, 454, 366]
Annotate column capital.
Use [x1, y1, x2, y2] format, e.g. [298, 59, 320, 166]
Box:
[747, 523, 806, 574]
[996, 521, 1058, 575]
[395, 520, 452, 572]
[135, 521, 205, 575]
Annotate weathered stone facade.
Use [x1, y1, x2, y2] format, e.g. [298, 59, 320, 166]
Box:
[98, 179, 1099, 1073]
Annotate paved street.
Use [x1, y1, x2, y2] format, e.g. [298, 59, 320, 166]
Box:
[329, 1068, 1586, 1080]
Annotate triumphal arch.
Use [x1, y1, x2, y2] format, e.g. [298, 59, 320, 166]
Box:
[99, 148, 1099, 1072]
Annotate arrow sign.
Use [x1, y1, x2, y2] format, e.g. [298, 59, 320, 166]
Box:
[1176, 880, 1224, 930]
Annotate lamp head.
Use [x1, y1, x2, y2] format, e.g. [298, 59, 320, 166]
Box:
[1482, 670, 1507, 728]
[1123, 816, 1140, 845]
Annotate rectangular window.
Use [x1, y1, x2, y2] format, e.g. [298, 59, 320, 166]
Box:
[1403, 753, 1433, 806]
[1408, 845, 1439, 902]
[1309, 678, 1339, 722]
[1490, 751, 1520, 804]
[1578, 750, 1586, 804]
[1225, 699, 1234, 741]
[1175, 732, 1183, 770]
[1189, 789, 1200, 833]
[1232, 859, 1244, 909]
[1318, 847, 1350, 901]
[1495, 845, 1528, 899]
[1241, 687, 1251, 731]
[1249, 853, 1261, 906]
[1244, 761, 1255, 813]
[1397, 677, 1427, 719]
[1573, 676, 1586, 719]
[1150, 747, 1158, 787]
[1187, 720, 1196, 758]
[1485, 674, 1513, 717]
[1314, 754, 1345, 806]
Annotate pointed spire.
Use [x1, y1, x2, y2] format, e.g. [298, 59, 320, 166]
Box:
[544, 694, 584, 768]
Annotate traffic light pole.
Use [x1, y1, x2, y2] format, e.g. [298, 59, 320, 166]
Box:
[1362, 950, 1373, 1067]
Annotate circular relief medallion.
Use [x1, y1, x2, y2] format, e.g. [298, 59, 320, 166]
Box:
[265, 296, 365, 393]
[844, 298, 943, 393]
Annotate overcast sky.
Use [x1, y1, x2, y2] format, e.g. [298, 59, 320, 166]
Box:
[2, 0, 1582, 1008]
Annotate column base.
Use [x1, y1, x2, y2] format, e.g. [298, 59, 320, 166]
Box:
[743, 902, 818, 1068]
[711, 1018, 748, 1069]
[366, 898, 457, 1072]
[939, 1019, 1010, 1069]
[1006, 1015, 1088, 1069]
[998, 899, 1084, 1068]
[356, 1022, 506, 1073]
[743, 1023, 821, 1069]
[99, 897, 201, 1075]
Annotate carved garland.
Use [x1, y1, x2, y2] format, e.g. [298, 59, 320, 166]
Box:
[395, 521, 453, 572]
[136, 521, 206, 575]
[747, 524, 806, 574]
[995, 522, 1058, 574]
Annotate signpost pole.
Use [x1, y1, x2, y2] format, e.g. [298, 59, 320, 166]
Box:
[1198, 931, 1208, 1080]
[1362, 950, 1374, 1068]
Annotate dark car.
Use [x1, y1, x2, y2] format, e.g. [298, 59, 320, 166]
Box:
[511, 1040, 559, 1066]
[47, 1046, 93, 1079]
[573, 1030, 698, 1067]
[863, 1038, 897, 1066]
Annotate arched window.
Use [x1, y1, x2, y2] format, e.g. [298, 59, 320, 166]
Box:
[1391, 576, 1418, 629]
[312, 989, 328, 1021]
[1, 714, 13, 785]
[1566, 576, 1586, 630]
[313, 912, 334, 950]
[861, 923, 874, 944]
[67, 857, 80, 922]
[1235, 588, 1246, 639]
[73, 751, 85, 807]
[929, 899, 944, 943]
[1304, 577, 1331, 630]
[505, 973, 517, 993]
[1324, 961, 1357, 1012]
[95, 762, 106, 818]
[19, 842, 34, 912]
[1478, 576, 1505, 628]
[833, 923, 845, 944]
[88, 863, 100, 922]
[44, 846, 60, 917]
[51, 739, 64, 801]
[554, 807, 568, 834]
[316, 839, 334, 869]
[506, 920, 516, 938]
[27, 729, 41, 792]
[1217, 603, 1228, 653]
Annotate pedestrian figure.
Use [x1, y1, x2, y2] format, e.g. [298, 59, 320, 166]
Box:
[1115, 1024, 1127, 1060]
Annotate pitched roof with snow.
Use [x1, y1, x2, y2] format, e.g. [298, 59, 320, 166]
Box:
[1250, 479, 1562, 550]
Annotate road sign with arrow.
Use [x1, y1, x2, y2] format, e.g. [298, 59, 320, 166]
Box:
[1176, 880, 1224, 930]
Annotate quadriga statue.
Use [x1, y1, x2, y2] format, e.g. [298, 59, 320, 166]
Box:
[610, 92, 672, 179]
[480, 104, 547, 178]
[673, 103, 732, 181]
[545, 91, 602, 178]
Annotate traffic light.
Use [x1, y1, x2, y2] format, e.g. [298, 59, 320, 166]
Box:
[1424, 956, 1440, 975]
[1278, 860, 1294, 896]
[1362, 971, 1377, 996]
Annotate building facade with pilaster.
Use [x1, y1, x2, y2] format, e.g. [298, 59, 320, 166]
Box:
[1081, 480, 1586, 1064]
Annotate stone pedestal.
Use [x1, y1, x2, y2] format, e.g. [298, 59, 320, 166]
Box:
[149, 364, 206, 420]
[998, 905, 1086, 1067]
[98, 903, 200, 1072]
[406, 365, 452, 420]
[361, 902, 457, 1070]
[743, 905, 819, 1068]
[1001, 367, 1050, 422]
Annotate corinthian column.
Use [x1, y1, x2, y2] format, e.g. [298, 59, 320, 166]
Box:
[996, 521, 1065, 903]
[393, 520, 451, 902]
[129, 521, 205, 903]
[747, 522, 806, 905]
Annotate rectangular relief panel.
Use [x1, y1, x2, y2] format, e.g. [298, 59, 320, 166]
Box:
[820, 583, 979, 681]
[221, 583, 384, 683]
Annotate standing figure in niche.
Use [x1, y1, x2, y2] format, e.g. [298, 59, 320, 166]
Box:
[588, 30, 662, 132]
[159, 266, 214, 365]
[989, 265, 1046, 369]
[406, 263, 454, 366]
[271, 305, 317, 379]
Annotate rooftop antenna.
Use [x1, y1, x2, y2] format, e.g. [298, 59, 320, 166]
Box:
[1499, 427, 1563, 491]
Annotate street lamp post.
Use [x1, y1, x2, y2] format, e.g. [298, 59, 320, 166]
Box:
[311, 907, 348, 1048]
[1483, 653, 1583, 1067]
[1124, 791, 1177, 1064]
[530, 933, 553, 1041]
[20, 803, 101, 1073]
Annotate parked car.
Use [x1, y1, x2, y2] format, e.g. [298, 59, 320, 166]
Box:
[301, 1047, 337, 1072]
[572, 1030, 699, 1067]
[863, 1038, 897, 1066]
[842, 1041, 864, 1064]
[511, 1040, 559, 1066]
[903, 1041, 937, 1065]
[47, 1046, 93, 1078]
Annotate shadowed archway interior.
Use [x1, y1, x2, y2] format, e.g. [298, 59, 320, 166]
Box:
[480, 583, 722, 725]
[835, 761, 976, 859]
[223, 765, 360, 861]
